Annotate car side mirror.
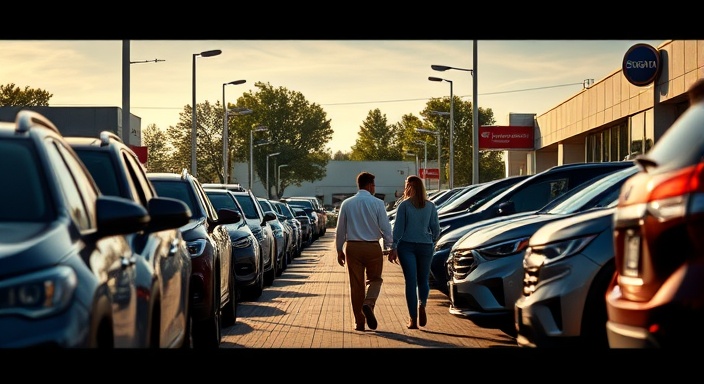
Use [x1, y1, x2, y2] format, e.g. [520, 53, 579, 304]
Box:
[497, 201, 516, 216]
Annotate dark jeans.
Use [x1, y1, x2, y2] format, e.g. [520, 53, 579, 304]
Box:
[397, 240, 433, 318]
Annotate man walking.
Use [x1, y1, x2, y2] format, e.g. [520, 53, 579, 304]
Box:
[335, 171, 394, 331]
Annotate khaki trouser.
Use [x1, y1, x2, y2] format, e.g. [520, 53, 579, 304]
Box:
[344, 241, 384, 327]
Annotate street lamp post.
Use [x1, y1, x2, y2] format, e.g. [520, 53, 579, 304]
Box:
[428, 77, 454, 188]
[415, 140, 428, 190]
[277, 164, 289, 197]
[416, 127, 441, 190]
[266, 152, 281, 199]
[249, 126, 269, 189]
[222, 80, 247, 183]
[432, 61, 476, 184]
[191, 49, 222, 177]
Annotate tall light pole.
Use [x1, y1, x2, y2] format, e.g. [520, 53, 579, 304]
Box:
[249, 126, 269, 189]
[222, 80, 247, 183]
[428, 77, 454, 188]
[417, 127, 441, 190]
[432, 60, 476, 184]
[415, 140, 428, 189]
[191, 49, 222, 177]
[266, 152, 281, 199]
[122, 40, 164, 146]
[277, 164, 289, 197]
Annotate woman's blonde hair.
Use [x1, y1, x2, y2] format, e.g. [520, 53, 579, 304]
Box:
[403, 175, 427, 208]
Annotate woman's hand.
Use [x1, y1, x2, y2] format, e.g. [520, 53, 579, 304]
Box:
[387, 249, 399, 264]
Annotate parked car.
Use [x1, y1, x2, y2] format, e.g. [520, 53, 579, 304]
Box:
[447, 165, 637, 333]
[258, 197, 292, 276]
[204, 188, 264, 301]
[67, 132, 193, 348]
[271, 200, 303, 260]
[436, 161, 635, 239]
[292, 206, 314, 247]
[148, 170, 239, 348]
[605, 90, 704, 348]
[283, 197, 326, 237]
[230, 190, 278, 286]
[429, 175, 531, 291]
[515, 207, 617, 348]
[0, 110, 152, 348]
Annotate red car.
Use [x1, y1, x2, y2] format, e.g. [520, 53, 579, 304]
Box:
[605, 85, 704, 348]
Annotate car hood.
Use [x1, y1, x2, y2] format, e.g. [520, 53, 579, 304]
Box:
[438, 211, 535, 246]
[0, 221, 72, 277]
[454, 212, 580, 251]
[529, 207, 615, 246]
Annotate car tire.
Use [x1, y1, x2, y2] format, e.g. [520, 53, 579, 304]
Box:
[264, 245, 276, 286]
[580, 261, 614, 348]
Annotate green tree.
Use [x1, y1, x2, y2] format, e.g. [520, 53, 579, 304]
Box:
[165, 100, 226, 183]
[332, 150, 351, 160]
[142, 123, 175, 173]
[231, 82, 334, 198]
[0, 83, 52, 106]
[349, 109, 403, 161]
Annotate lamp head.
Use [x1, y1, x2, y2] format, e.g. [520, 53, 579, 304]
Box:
[226, 79, 246, 86]
[253, 126, 269, 132]
[269, 152, 281, 157]
[431, 65, 451, 71]
[200, 49, 222, 58]
[428, 76, 444, 82]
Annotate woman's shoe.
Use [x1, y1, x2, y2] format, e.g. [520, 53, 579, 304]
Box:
[407, 318, 418, 329]
[419, 304, 427, 327]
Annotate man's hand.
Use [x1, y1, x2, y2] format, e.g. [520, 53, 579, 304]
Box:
[337, 250, 346, 267]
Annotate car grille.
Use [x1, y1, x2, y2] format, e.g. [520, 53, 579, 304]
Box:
[450, 248, 476, 280]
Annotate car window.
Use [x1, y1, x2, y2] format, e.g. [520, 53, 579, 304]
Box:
[232, 194, 260, 220]
[74, 151, 121, 197]
[0, 141, 49, 221]
[152, 181, 199, 219]
[47, 139, 98, 230]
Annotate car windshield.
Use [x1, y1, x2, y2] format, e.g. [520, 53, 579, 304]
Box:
[151, 180, 201, 219]
[0, 141, 52, 222]
[232, 194, 259, 220]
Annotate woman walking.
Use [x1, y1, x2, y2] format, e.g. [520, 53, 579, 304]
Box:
[387, 175, 441, 329]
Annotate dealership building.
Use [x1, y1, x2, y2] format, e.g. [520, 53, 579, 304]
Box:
[2, 40, 701, 208]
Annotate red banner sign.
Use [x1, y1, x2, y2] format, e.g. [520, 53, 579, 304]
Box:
[479, 126, 534, 150]
[419, 168, 439, 179]
[130, 145, 149, 164]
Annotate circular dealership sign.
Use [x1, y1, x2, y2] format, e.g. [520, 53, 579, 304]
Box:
[622, 43, 661, 86]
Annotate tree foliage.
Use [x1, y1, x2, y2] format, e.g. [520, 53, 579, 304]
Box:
[349, 109, 403, 161]
[142, 123, 175, 173]
[0, 83, 52, 106]
[231, 82, 334, 198]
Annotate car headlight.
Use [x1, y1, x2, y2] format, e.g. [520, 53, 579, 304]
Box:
[0, 265, 76, 318]
[232, 236, 253, 249]
[477, 236, 531, 258]
[529, 234, 597, 264]
[187, 238, 208, 257]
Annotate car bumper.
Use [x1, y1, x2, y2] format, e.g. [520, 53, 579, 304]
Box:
[514, 254, 602, 348]
[449, 253, 524, 316]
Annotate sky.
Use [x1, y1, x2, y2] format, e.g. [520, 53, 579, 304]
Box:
[0, 39, 664, 154]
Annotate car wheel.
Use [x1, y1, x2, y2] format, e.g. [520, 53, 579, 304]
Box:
[580, 261, 614, 348]
[221, 267, 237, 327]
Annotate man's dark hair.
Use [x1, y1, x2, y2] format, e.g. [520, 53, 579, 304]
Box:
[357, 172, 375, 189]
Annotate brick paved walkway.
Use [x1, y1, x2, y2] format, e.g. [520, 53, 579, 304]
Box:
[221, 228, 519, 349]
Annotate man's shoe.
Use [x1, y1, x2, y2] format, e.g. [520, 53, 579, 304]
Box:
[362, 304, 377, 330]
[354, 324, 365, 331]
[419, 304, 427, 327]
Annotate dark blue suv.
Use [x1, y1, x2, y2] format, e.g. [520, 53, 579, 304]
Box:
[0, 111, 151, 348]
